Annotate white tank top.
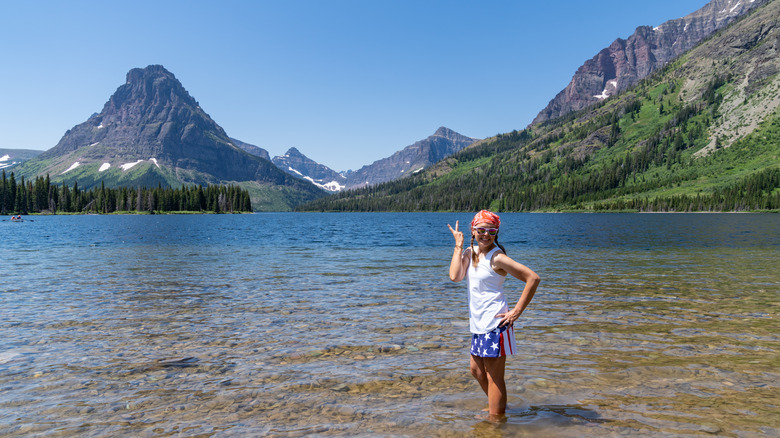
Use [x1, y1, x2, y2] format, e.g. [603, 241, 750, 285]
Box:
[466, 246, 507, 334]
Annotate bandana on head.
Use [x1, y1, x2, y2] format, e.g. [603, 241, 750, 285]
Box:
[471, 210, 500, 228]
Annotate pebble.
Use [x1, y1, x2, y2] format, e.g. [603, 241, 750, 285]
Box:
[699, 423, 722, 434]
[331, 384, 350, 392]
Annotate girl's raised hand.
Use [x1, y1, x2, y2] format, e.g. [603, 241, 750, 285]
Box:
[448, 220, 464, 248]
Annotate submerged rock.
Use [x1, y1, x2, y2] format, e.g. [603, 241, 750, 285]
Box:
[156, 357, 198, 367]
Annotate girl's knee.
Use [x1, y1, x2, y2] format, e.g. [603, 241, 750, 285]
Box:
[470, 358, 486, 382]
[469, 363, 482, 380]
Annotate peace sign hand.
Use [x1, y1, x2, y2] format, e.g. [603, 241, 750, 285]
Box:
[447, 220, 465, 248]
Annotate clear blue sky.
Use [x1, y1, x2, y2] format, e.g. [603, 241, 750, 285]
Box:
[1, 0, 708, 171]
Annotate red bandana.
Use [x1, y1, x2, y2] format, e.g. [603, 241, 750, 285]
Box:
[471, 210, 500, 228]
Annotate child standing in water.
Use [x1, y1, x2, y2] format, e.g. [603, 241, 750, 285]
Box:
[448, 210, 540, 417]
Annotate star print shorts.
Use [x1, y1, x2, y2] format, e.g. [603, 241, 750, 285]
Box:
[470, 324, 516, 357]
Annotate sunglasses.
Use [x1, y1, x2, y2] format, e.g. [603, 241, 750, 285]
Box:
[474, 227, 498, 236]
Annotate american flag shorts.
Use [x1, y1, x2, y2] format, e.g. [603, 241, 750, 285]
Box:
[470, 324, 516, 357]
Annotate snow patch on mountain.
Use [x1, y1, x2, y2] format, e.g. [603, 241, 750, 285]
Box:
[120, 160, 144, 171]
[594, 80, 619, 100]
[304, 177, 345, 192]
[62, 162, 80, 174]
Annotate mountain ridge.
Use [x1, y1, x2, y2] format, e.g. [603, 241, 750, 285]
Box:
[272, 147, 347, 192]
[267, 127, 478, 192]
[0, 149, 42, 171]
[343, 127, 479, 189]
[299, 0, 780, 212]
[532, 0, 769, 125]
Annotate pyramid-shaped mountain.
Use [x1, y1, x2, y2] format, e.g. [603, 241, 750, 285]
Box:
[17, 65, 324, 210]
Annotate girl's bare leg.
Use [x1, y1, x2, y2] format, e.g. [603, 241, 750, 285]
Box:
[470, 355, 507, 416]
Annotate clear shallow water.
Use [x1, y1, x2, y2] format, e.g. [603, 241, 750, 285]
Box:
[0, 213, 778, 437]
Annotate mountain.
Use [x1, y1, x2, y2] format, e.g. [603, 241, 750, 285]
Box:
[0, 149, 42, 171]
[272, 147, 347, 192]
[532, 0, 769, 125]
[269, 128, 478, 192]
[229, 137, 271, 160]
[299, 0, 780, 212]
[344, 127, 479, 189]
[14, 65, 325, 211]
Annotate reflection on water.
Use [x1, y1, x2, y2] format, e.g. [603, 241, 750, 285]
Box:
[0, 213, 778, 437]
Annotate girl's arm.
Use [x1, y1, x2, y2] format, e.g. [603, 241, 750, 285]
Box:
[447, 221, 470, 282]
[492, 253, 540, 326]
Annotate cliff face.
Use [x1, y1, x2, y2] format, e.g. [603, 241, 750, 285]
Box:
[344, 127, 478, 189]
[230, 137, 271, 161]
[532, 0, 769, 125]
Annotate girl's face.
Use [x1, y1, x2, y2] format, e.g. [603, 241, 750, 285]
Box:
[472, 222, 498, 246]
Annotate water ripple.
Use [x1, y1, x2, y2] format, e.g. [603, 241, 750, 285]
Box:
[1, 213, 778, 437]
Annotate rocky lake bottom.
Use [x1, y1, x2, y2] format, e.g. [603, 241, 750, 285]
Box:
[1, 213, 777, 436]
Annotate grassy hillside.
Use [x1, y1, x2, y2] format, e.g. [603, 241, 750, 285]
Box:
[300, 1, 780, 212]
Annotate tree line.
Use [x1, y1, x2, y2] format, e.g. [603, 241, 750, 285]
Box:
[0, 171, 253, 214]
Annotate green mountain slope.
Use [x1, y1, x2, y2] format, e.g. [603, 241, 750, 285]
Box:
[300, 1, 780, 212]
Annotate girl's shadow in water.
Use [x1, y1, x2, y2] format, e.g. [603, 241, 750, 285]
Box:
[471, 404, 607, 437]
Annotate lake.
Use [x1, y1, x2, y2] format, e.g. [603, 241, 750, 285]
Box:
[1, 213, 778, 437]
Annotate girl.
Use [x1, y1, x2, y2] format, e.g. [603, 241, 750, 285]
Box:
[448, 210, 540, 417]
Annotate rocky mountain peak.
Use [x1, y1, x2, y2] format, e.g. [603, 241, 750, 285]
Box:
[532, 0, 769, 125]
[433, 126, 454, 137]
[344, 127, 479, 189]
[108, 65, 195, 110]
[97, 65, 211, 134]
[127, 64, 174, 82]
[283, 147, 304, 157]
[272, 147, 346, 192]
[38, 64, 229, 163]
